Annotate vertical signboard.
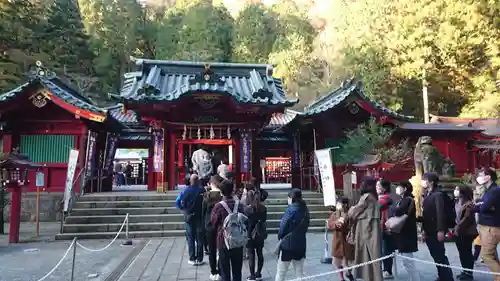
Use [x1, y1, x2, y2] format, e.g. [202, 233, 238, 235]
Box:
[102, 133, 118, 173]
[85, 131, 98, 178]
[63, 149, 80, 212]
[240, 132, 250, 172]
[315, 148, 336, 206]
[153, 130, 163, 172]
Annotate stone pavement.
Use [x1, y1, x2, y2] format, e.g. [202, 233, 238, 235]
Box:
[0, 221, 60, 246]
[0, 233, 497, 281]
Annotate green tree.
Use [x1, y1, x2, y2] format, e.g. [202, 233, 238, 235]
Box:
[168, 2, 234, 61]
[232, 4, 277, 63]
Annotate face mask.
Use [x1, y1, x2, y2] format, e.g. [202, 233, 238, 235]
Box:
[396, 187, 404, 196]
[453, 190, 460, 198]
[336, 204, 343, 211]
[287, 197, 292, 205]
[476, 176, 490, 185]
[421, 180, 428, 188]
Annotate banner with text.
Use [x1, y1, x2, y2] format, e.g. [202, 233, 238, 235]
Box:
[103, 133, 119, 173]
[64, 149, 80, 212]
[84, 131, 98, 178]
[153, 131, 163, 172]
[240, 132, 250, 173]
[292, 133, 301, 168]
[314, 148, 336, 206]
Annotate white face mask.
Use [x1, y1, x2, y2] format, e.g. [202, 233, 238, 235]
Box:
[336, 204, 343, 211]
[396, 187, 404, 196]
[421, 180, 428, 188]
[287, 197, 292, 205]
[476, 175, 490, 185]
[453, 189, 460, 198]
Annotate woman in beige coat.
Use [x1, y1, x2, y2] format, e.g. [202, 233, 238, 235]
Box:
[348, 178, 383, 281]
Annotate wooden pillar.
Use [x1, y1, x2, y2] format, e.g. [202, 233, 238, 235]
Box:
[178, 141, 184, 186]
[291, 131, 301, 189]
[168, 131, 176, 190]
[9, 183, 21, 243]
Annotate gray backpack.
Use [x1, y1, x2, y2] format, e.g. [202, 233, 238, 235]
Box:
[219, 200, 248, 249]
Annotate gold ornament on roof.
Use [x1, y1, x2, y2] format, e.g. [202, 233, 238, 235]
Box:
[30, 93, 48, 108]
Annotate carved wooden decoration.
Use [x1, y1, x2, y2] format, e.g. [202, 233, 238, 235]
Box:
[347, 102, 360, 114]
[30, 92, 48, 108]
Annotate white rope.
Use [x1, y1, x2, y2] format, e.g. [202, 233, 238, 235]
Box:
[35, 239, 75, 281]
[284, 254, 395, 281]
[396, 253, 500, 276]
[76, 216, 128, 252]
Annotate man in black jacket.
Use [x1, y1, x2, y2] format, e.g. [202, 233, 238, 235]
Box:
[421, 172, 454, 281]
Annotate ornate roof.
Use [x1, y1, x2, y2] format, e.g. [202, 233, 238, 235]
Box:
[430, 115, 500, 137]
[265, 109, 301, 129]
[117, 57, 297, 107]
[106, 104, 140, 125]
[0, 64, 106, 122]
[303, 79, 414, 121]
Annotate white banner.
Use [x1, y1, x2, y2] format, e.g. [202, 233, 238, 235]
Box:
[64, 149, 80, 212]
[315, 148, 336, 206]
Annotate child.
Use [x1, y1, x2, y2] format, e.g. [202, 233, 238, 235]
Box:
[328, 197, 355, 281]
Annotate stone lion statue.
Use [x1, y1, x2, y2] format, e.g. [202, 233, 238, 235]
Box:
[414, 136, 443, 176]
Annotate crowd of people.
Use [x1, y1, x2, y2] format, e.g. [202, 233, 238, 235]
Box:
[176, 144, 500, 281]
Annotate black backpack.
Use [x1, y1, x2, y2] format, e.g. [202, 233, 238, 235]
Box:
[441, 191, 456, 229]
[251, 220, 268, 242]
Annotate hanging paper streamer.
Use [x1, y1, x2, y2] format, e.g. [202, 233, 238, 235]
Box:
[197, 126, 201, 140]
[210, 126, 215, 139]
[227, 125, 231, 139]
[182, 125, 187, 140]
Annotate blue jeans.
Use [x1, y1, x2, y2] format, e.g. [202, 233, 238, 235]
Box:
[425, 232, 454, 281]
[186, 219, 204, 262]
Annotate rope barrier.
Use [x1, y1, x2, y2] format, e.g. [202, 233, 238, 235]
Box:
[396, 253, 500, 276]
[76, 215, 128, 252]
[284, 254, 395, 281]
[35, 238, 76, 281]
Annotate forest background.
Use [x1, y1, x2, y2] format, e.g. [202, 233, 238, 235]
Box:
[0, 0, 499, 120]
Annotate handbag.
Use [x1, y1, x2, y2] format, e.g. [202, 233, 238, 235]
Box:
[273, 216, 306, 255]
[346, 223, 356, 245]
[385, 198, 415, 233]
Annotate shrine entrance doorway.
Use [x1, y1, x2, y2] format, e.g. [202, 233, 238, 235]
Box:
[176, 139, 236, 186]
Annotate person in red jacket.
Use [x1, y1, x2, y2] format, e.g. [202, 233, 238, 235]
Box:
[377, 179, 395, 279]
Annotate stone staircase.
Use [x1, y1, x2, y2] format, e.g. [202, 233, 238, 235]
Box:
[56, 190, 330, 240]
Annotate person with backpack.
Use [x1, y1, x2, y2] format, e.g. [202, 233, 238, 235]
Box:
[244, 189, 267, 281]
[275, 188, 310, 281]
[175, 174, 206, 266]
[203, 175, 224, 281]
[421, 172, 454, 281]
[211, 179, 248, 281]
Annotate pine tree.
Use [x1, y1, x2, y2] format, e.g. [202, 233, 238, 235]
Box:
[43, 0, 95, 75]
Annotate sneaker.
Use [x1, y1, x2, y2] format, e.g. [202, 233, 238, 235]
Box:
[195, 260, 205, 266]
[247, 276, 256, 281]
[209, 274, 220, 281]
[345, 273, 355, 281]
[255, 273, 263, 281]
[383, 271, 394, 279]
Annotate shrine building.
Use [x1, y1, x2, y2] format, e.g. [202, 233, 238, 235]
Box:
[111, 57, 298, 191]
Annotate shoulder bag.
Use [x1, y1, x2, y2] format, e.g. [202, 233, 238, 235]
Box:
[385, 198, 415, 233]
[273, 215, 306, 255]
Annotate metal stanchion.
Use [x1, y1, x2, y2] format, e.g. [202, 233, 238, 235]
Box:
[393, 250, 399, 278]
[70, 237, 77, 281]
[122, 213, 133, 246]
[320, 220, 333, 264]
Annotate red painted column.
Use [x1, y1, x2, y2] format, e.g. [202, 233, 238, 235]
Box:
[168, 132, 176, 190]
[234, 135, 241, 188]
[178, 141, 184, 186]
[291, 131, 301, 189]
[9, 184, 21, 243]
[147, 139, 155, 191]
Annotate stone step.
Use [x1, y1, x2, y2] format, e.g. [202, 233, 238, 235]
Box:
[65, 211, 330, 224]
[62, 219, 328, 233]
[77, 191, 324, 202]
[70, 204, 328, 216]
[73, 198, 326, 208]
[55, 226, 326, 240]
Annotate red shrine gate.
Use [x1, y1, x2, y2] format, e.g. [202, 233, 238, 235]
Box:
[118, 58, 297, 190]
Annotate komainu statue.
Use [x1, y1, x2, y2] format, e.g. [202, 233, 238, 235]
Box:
[414, 136, 443, 176]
